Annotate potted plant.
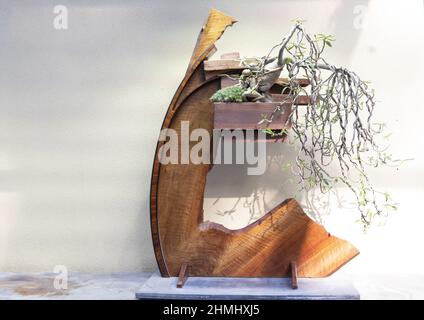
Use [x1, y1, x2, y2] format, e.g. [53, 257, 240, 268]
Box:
[208, 20, 402, 229]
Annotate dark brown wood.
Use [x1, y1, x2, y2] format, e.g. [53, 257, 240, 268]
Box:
[220, 76, 238, 89]
[291, 261, 298, 289]
[150, 9, 359, 278]
[219, 76, 237, 88]
[177, 263, 189, 288]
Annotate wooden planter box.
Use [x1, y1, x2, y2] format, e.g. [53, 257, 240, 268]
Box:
[213, 95, 310, 142]
[214, 102, 291, 130]
[208, 54, 311, 141]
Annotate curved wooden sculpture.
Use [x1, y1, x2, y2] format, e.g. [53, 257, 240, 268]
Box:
[150, 9, 359, 277]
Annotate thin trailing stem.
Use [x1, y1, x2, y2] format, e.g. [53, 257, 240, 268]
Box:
[255, 22, 401, 229]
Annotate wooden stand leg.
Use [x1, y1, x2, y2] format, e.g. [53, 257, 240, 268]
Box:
[177, 263, 189, 288]
[290, 261, 298, 289]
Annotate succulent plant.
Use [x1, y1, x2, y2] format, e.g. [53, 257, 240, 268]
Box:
[210, 84, 246, 103]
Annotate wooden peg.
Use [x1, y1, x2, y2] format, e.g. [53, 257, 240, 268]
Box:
[290, 261, 298, 289]
[177, 263, 189, 288]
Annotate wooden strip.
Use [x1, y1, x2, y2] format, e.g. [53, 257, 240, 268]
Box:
[204, 59, 243, 71]
[291, 261, 298, 289]
[177, 263, 189, 288]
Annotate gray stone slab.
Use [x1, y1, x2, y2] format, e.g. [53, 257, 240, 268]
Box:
[136, 272, 360, 300]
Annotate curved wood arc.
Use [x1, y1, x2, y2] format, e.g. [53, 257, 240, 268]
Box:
[150, 9, 237, 276]
[150, 9, 359, 277]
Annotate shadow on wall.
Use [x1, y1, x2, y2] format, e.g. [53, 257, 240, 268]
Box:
[203, 141, 349, 229]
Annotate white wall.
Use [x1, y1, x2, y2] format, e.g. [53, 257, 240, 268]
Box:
[0, 0, 423, 275]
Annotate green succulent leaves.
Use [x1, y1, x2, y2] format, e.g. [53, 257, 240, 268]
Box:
[210, 85, 247, 103]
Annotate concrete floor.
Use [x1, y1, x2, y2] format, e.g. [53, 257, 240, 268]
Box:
[0, 272, 423, 300]
[0, 272, 150, 300]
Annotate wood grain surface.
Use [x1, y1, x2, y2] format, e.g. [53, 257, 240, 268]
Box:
[150, 9, 359, 278]
[214, 102, 292, 130]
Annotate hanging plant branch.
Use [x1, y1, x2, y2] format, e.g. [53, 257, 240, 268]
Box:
[264, 22, 400, 228]
[210, 21, 404, 229]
